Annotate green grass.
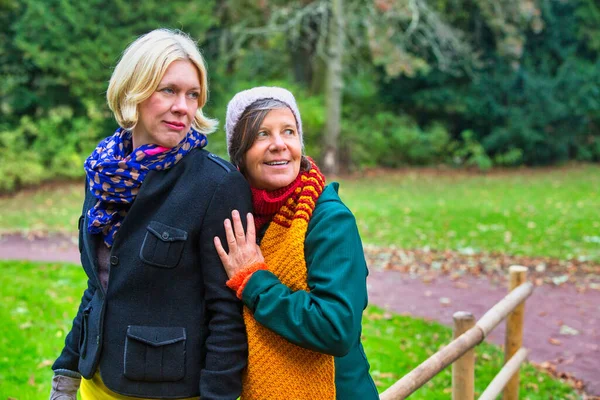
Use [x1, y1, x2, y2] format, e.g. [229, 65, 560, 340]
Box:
[0, 260, 578, 399]
[0, 182, 82, 235]
[0, 261, 85, 399]
[362, 307, 578, 399]
[339, 165, 600, 261]
[1, 165, 599, 261]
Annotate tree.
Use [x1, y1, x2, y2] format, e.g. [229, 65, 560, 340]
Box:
[217, 0, 477, 172]
[322, 0, 343, 175]
[0, 0, 218, 191]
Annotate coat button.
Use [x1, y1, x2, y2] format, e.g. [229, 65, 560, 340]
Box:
[162, 232, 169, 240]
[110, 255, 119, 266]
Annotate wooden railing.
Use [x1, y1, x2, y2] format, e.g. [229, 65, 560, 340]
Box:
[380, 266, 533, 400]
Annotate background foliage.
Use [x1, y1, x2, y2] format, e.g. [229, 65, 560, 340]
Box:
[1, 0, 599, 191]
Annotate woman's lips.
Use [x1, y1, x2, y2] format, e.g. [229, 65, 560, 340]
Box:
[264, 161, 290, 168]
[164, 121, 186, 130]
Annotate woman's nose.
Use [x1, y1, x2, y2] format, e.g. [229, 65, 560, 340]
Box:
[269, 133, 287, 151]
[171, 94, 189, 114]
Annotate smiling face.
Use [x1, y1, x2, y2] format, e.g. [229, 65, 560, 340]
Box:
[133, 59, 201, 149]
[242, 107, 302, 191]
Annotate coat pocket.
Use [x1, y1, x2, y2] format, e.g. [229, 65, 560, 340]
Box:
[124, 325, 186, 382]
[78, 304, 91, 359]
[78, 292, 103, 379]
[78, 215, 84, 254]
[139, 221, 188, 268]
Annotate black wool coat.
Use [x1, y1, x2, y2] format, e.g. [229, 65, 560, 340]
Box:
[52, 148, 251, 399]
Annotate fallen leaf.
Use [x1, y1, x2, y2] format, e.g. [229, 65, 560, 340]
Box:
[366, 313, 383, 321]
[535, 263, 546, 272]
[552, 275, 569, 286]
[439, 297, 451, 306]
[548, 338, 562, 346]
[526, 382, 539, 392]
[28, 374, 35, 386]
[562, 356, 575, 365]
[37, 359, 53, 368]
[19, 321, 32, 330]
[559, 325, 580, 336]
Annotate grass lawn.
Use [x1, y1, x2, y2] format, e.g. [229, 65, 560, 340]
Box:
[1, 165, 599, 261]
[0, 182, 82, 236]
[0, 260, 579, 399]
[339, 164, 600, 262]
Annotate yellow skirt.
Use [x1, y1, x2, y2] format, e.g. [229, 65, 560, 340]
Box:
[80, 373, 200, 400]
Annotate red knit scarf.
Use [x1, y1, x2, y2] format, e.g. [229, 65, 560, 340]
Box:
[251, 169, 305, 232]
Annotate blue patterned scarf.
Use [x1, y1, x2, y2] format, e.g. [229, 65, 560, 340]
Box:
[84, 127, 207, 247]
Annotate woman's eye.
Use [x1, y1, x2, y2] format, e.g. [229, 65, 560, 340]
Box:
[284, 129, 295, 136]
[257, 131, 268, 138]
[188, 92, 199, 100]
[161, 87, 174, 94]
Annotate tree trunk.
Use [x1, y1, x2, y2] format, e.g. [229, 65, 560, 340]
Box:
[322, 0, 343, 175]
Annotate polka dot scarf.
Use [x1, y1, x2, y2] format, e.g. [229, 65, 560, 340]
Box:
[84, 127, 207, 247]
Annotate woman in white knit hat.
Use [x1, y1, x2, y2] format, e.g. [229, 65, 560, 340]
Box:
[214, 86, 379, 399]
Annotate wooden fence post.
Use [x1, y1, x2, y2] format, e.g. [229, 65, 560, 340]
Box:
[503, 265, 528, 400]
[452, 312, 475, 400]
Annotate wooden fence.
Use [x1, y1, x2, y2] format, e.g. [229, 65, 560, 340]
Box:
[380, 265, 533, 400]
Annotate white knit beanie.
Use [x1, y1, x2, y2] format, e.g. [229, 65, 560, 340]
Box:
[225, 86, 303, 158]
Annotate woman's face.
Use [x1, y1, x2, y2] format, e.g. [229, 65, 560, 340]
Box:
[243, 107, 302, 191]
[133, 60, 200, 149]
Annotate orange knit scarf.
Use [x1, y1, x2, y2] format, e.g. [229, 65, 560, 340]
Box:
[241, 163, 335, 399]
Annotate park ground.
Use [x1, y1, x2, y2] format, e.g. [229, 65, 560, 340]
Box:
[1, 164, 599, 398]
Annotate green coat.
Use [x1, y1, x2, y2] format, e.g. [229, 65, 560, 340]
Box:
[242, 183, 379, 399]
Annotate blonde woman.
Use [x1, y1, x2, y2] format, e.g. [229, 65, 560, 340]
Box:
[50, 29, 250, 400]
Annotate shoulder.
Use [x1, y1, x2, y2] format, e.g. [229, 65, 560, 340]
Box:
[183, 149, 246, 183]
[313, 182, 351, 216]
[309, 182, 356, 231]
[183, 148, 235, 173]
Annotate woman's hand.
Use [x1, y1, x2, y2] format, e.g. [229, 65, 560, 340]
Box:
[214, 210, 264, 279]
[49, 374, 80, 400]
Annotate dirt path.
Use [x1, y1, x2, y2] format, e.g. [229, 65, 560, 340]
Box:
[1, 234, 598, 396]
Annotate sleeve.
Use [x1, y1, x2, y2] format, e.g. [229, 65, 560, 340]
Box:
[53, 187, 97, 376]
[241, 197, 369, 357]
[198, 169, 252, 400]
[52, 279, 96, 375]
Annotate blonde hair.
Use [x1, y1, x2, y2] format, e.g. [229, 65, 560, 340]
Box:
[106, 28, 217, 134]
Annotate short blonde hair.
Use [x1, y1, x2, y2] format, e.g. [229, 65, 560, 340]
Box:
[107, 28, 217, 134]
